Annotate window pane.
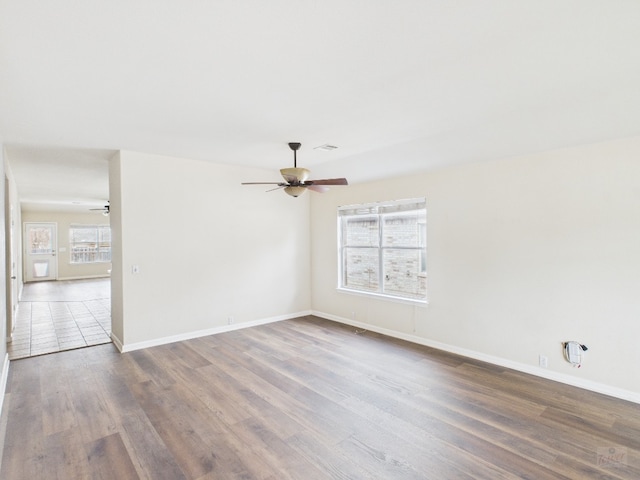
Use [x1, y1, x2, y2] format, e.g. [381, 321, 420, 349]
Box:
[343, 216, 378, 246]
[98, 226, 111, 243]
[71, 246, 97, 263]
[69, 225, 111, 264]
[338, 198, 426, 302]
[382, 212, 425, 247]
[97, 246, 111, 262]
[29, 227, 53, 254]
[71, 227, 97, 243]
[343, 247, 379, 292]
[382, 249, 427, 299]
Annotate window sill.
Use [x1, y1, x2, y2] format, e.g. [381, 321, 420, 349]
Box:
[337, 287, 428, 306]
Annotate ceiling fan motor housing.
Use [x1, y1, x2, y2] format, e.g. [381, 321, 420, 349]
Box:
[280, 167, 310, 184]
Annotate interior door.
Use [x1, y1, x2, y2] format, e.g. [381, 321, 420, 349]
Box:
[24, 222, 58, 282]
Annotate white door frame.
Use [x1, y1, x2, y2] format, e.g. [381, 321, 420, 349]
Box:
[4, 176, 17, 338]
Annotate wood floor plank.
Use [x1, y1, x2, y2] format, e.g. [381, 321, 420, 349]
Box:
[337, 395, 514, 480]
[2, 316, 639, 479]
[86, 432, 140, 479]
[40, 373, 77, 437]
[92, 360, 188, 480]
[129, 380, 221, 479]
[228, 415, 329, 480]
[42, 430, 92, 480]
[67, 374, 118, 444]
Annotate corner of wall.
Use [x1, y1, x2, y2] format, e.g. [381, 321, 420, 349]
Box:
[110, 332, 124, 353]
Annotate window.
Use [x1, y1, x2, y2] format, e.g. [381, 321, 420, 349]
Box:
[338, 198, 426, 302]
[69, 225, 111, 264]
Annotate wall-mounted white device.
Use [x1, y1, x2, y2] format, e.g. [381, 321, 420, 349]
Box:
[563, 341, 588, 368]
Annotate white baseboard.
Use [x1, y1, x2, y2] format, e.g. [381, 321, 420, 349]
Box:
[57, 275, 111, 281]
[313, 311, 640, 405]
[0, 353, 9, 417]
[119, 310, 312, 353]
[110, 332, 124, 352]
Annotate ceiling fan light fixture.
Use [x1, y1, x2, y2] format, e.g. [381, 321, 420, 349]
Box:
[284, 185, 307, 197]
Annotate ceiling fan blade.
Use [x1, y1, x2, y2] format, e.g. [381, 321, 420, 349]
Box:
[307, 185, 330, 193]
[241, 182, 284, 185]
[305, 178, 348, 186]
[265, 185, 286, 192]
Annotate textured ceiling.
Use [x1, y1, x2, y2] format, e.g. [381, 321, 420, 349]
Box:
[2, 1, 640, 210]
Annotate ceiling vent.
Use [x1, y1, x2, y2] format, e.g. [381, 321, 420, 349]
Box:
[313, 144, 338, 151]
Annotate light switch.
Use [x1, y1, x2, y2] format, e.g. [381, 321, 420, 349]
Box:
[132, 265, 140, 274]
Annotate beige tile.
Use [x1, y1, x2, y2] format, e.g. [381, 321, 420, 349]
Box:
[58, 339, 88, 350]
[57, 331, 84, 339]
[80, 328, 107, 336]
[15, 279, 112, 359]
[30, 346, 60, 356]
[31, 336, 59, 346]
[8, 351, 31, 360]
[82, 334, 108, 342]
[12, 340, 32, 348]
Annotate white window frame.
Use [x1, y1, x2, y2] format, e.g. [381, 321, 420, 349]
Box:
[69, 224, 111, 264]
[338, 198, 427, 304]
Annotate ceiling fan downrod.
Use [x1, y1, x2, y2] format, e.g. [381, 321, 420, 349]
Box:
[288, 142, 301, 168]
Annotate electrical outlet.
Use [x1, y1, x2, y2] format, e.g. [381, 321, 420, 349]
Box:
[227, 316, 234, 325]
[539, 355, 548, 368]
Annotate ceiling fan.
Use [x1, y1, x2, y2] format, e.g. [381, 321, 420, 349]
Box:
[242, 142, 348, 197]
[90, 203, 110, 216]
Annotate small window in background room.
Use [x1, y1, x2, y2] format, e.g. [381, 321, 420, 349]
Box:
[69, 225, 111, 264]
[338, 198, 427, 302]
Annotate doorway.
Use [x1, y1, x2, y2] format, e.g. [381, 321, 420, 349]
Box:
[4, 145, 115, 358]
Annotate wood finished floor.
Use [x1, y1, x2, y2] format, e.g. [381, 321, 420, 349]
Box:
[7, 279, 111, 360]
[1, 316, 638, 479]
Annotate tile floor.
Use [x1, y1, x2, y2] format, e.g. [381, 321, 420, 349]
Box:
[7, 278, 111, 360]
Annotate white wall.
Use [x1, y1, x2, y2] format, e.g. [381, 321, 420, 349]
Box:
[311, 136, 640, 400]
[0, 144, 8, 412]
[111, 151, 310, 348]
[0, 146, 6, 360]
